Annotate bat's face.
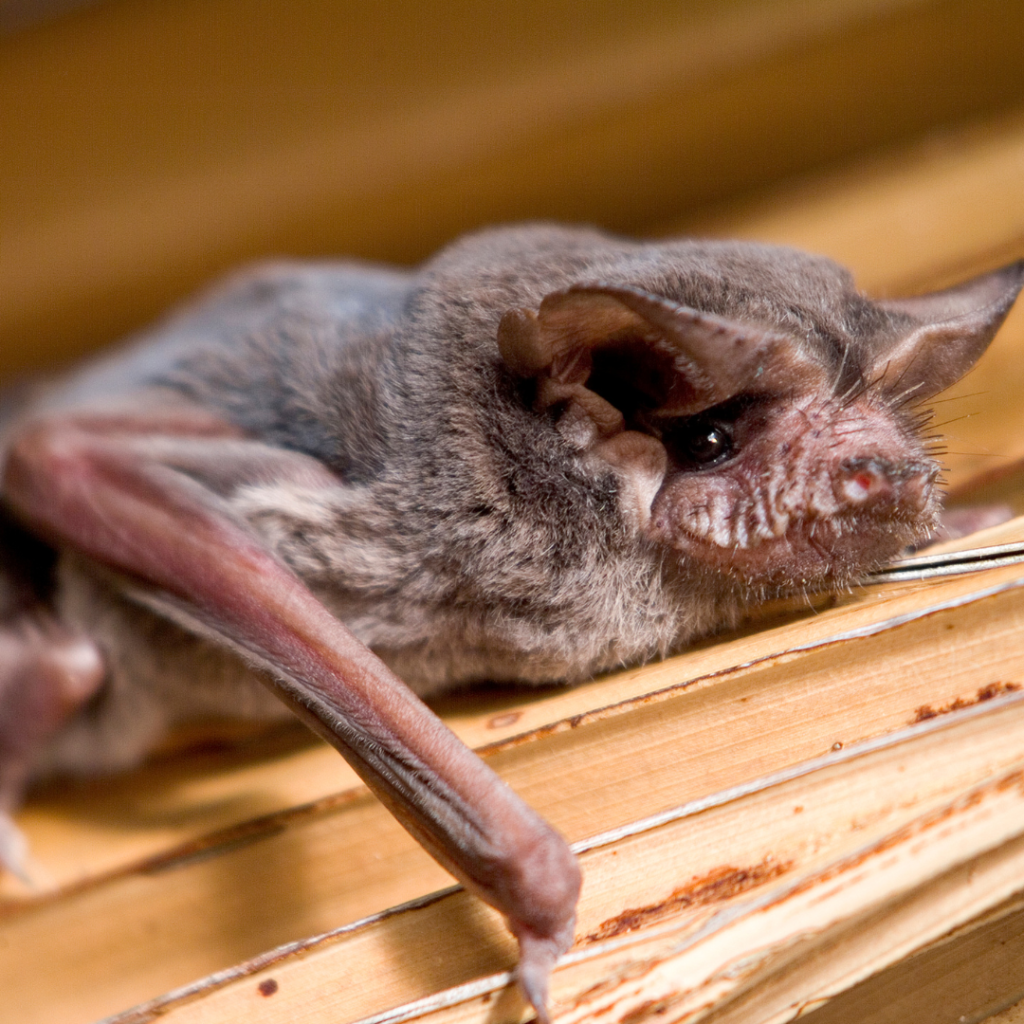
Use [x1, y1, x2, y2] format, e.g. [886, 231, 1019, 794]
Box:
[491, 245, 1024, 599]
[643, 389, 939, 592]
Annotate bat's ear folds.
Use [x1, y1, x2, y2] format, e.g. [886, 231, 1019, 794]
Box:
[872, 259, 1024, 403]
[498, 304, 631, 439]
[497, 283, 821, 527]
[498, 290, 675, 526]
[498, 282, 822, 425]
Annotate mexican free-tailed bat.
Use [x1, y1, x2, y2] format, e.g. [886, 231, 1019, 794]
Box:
[0, 224, 1021, 1020]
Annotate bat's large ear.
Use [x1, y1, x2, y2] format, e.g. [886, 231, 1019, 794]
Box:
[497, 283, 826, 527]
[498, 283, 824, 425]
[872, 260, 1024, 403]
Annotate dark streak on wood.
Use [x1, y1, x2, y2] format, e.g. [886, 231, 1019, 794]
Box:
[584, 858, 791, 944]
[913, 682, 1022, 724]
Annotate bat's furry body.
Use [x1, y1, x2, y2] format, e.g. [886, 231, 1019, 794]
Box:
[1, 224, 1021, 1017]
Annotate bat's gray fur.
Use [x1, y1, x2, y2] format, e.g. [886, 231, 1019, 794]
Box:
[4, 224, 1021, 781]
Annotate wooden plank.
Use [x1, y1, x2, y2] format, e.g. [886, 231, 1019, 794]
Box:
[91, 697, 1024, 1024]
[989, 1000, 1024, 1024]
[799, 896, 1024, 1024]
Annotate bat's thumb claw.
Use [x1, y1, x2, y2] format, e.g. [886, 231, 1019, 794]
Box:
[0, 811, 33, 886]
[514, 931, 564, 1024]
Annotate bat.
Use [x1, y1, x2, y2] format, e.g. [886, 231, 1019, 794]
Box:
[0, 224, 1021, 1020]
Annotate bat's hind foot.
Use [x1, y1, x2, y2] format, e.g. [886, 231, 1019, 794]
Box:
[0, 612, 105, 878]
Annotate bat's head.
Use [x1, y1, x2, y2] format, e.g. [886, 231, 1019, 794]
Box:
[497, 249, 1024, 596]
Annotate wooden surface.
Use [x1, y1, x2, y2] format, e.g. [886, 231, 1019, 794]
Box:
[2, 1, 1024, 1022]
[801, 896, 1024, 1024]
[991, 999, 1024, 1024]
[93, 701, 1024, 1023]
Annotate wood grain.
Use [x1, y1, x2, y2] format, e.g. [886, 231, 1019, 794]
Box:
[94, 698, 1024, 1024]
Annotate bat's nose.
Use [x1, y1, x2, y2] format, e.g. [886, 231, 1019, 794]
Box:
[837, 457, 936, 510]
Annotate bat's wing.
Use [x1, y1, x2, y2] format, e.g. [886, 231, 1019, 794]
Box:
[0, 400, 579, 1021]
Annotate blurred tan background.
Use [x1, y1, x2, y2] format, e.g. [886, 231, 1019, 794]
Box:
[2, 0, 1023, 379]
[3, 6, 1024, 1022]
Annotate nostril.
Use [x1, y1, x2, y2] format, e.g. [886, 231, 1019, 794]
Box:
[839, 458, 894, 505]
[844, 469, 879, 502]
[838, 457, 936, 508]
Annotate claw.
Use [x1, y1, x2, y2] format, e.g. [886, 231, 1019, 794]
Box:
[514, 929, 570, 1024]
[0, 613, 106, 883]
[0, 811, 32, 886]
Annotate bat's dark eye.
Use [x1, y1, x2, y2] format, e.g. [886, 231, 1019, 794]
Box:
[670, 419, 734, 466]
[686, 425, 732, 463]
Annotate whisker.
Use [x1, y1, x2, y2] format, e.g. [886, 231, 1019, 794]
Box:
[830, 345, 851, 395]
[889, 380, 929, 409]
[926, 391, 989, 406]
[929, 412, 985, 430]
